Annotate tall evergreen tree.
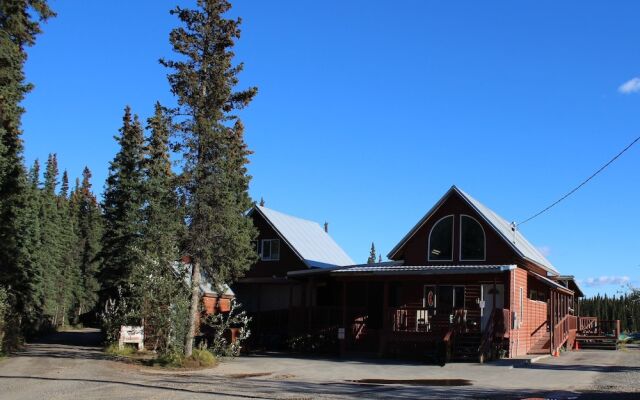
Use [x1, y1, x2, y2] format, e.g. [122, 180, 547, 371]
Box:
[99, 107, 145, 303]
[367, 242, 377, 264]
[161, 0, 258, 356]
[72, 167, 103, 316]
[0, 0, 55, 337]
[132, 102, 187, 353]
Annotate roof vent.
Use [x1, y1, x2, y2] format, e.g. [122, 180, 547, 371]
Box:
[510, 221, 517, 244]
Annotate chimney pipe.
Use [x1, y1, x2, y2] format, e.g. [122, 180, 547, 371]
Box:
[324, 222, 329, 233]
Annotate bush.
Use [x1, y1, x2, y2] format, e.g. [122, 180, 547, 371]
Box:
[201, 299, 251, 357]
[287, 329, 339, 355]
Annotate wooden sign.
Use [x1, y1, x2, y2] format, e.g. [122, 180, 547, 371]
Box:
[119, 325, 144, 351]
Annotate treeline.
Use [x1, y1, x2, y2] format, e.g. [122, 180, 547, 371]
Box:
[579, 292, 640, 333]
[1, 0, 258, 359]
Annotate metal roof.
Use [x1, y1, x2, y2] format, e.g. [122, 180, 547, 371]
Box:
[172, 262, 235, 297]
[332, 264, 516, 275]
[530, 271, 573, 294]
[254, 205, 355, 268]
[388, 186, 559, 275]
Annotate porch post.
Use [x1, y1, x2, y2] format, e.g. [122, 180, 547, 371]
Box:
[340, 281, 347, 356]
[379, 281, 389, 357]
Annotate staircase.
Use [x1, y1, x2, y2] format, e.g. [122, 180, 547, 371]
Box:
[453, 332, 482, 361]
[576, 335, 618, 350]
[528, 332, 551, 355]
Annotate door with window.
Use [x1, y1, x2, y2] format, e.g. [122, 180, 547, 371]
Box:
[481, 284, 504, 331]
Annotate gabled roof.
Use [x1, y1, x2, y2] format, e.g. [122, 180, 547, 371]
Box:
[387, 186, 559, 275]
[251, 205, 355, 268]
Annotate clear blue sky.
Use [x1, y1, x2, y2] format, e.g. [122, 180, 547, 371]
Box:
[22, 1, 639, 297]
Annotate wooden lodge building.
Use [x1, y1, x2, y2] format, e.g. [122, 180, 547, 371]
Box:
[233, 186, 604, 362]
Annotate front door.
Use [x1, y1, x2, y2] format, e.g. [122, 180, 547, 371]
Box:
[481, 284, 504, 331]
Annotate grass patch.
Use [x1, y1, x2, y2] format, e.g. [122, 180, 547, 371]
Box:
[154, 349, 217, 369]
[105, 343, 137, 357]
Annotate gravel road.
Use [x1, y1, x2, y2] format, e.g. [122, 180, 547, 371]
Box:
[0, 329, 638, 399]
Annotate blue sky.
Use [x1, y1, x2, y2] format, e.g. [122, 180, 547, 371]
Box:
[22, 1, 639, 297]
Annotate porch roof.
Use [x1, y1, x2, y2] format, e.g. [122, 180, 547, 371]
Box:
[331, 264, 516, 276]
[530, 271, 574, 295]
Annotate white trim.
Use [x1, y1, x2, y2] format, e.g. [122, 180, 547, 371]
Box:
[459, 214, 486, 262]
[427, 215, 455, 262]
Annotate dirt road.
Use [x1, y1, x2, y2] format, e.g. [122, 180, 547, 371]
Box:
[0, 329, 638, 399]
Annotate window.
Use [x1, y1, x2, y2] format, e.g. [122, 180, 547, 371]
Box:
[460, 215, 485, 261]
[260, 239, 280, 261]
[428, 215, 454, 261]
[434, 285, 465, 314]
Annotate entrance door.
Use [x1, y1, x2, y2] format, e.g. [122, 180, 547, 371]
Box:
[481, 284, 504, 332]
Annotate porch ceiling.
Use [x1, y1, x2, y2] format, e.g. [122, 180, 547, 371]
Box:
[330, 264, 516, 276]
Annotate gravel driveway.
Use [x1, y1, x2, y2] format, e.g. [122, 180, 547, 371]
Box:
[0, 329, 638, 399]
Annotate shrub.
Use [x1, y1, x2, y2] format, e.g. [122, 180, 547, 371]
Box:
[201, 299, 251, 357]
[287, 329, 339, 355]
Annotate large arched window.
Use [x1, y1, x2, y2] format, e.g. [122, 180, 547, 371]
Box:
[460, 215, 485, 261]
[428, 215, 454, 261]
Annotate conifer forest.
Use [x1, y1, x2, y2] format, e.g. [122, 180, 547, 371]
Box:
[0, 0, 257, 358]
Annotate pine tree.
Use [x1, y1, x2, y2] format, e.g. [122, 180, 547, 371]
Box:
[0, 0, 55, 338]
[71, 167, 103, 317]
[367, 242, 377, 264]
[99, 107, 145, 304]
[161, 0, 258, 356]
[39, 154, 64, 324]
[133, 102, 188, 353]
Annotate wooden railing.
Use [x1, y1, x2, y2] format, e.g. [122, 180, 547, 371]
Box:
[478, 309, 496, 361]
[390, 307, 431, 332]
[578, 318, 620, 337]
[478, 308, 510, 362]
[578, 316, 597, 332]
[552, 314, 569, 354]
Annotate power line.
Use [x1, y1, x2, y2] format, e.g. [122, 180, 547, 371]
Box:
[517, 134, 640, 227]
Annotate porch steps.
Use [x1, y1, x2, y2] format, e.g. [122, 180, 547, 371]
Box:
[528, 333, 551, 355]
[453, 332, 482, 361]
[576, 335, 618, 350]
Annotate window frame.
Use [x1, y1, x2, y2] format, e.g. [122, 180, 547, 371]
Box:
[427, 215, 455, 262]
[459, 214, 486, 262]
[260, 239, 280, 261]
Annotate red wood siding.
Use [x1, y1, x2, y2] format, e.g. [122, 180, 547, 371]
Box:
[508, 267, 550, 356]
[243, 211, 307, 279]
[392, 191, 521, 266]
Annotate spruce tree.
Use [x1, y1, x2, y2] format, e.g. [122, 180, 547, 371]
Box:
[367, 242, 377, 264]
[71, 167, 103, 317]
[100, 107, 145, 304]
[161, 0, 258, 356]
[0, 0, 55, 337]
[133, 102, 187, 353]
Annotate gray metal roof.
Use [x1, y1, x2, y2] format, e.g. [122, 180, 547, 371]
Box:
[172, 262, 235, 297]
[388, 186, 559, 275]
[332, 264, 516, 275]
[254, 206, 355, 268]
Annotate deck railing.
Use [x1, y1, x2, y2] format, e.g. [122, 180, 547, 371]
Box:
[578, 316, 597, 332]
[551, 314, 570, 354]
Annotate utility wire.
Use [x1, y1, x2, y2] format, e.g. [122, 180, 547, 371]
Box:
[517, 134, 640, 227]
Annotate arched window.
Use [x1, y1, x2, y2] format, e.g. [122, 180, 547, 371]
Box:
[428, 215, 454, 261]
[460, 215, 485, 261]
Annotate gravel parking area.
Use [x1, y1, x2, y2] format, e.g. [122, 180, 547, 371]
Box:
[0, 330, 638, 399]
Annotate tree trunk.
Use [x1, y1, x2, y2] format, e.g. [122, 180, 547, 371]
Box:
[184, 260, 201, 357]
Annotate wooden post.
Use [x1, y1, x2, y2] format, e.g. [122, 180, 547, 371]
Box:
[340, 281, 347, 356]
[380, 281, 390, 356]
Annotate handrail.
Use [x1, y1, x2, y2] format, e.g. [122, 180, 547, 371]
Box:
[478, 309, 496, 361]
[551, 314, 569, 355]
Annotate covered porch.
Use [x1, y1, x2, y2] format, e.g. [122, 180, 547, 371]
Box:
[289, 264, 515, 363]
